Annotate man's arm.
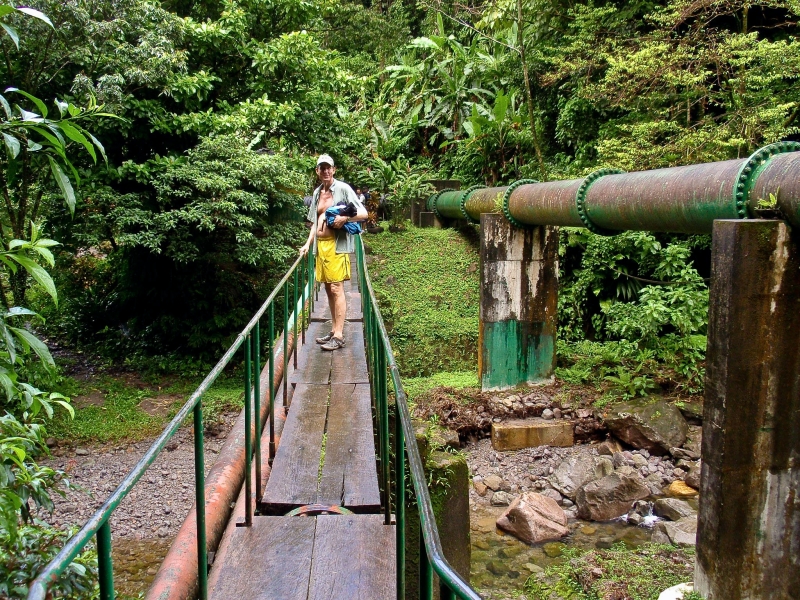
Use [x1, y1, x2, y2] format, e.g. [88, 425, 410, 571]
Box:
[299, 193, 317, 255]
[332, 186, 367, 228]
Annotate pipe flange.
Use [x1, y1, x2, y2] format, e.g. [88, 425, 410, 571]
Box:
[576, 168, 625, 236]
[501, 179, 539, 228]
[458, 185, 485, 223]
[734, 141, 800, 218]
[430, 188, 454, 220]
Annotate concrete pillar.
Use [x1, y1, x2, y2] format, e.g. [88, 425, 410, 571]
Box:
[478, 214, 558, 391]
[696, 220, 800, 600]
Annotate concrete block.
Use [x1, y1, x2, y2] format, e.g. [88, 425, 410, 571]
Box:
[491, 418, 573, 451]
[419, 212, 442, 228]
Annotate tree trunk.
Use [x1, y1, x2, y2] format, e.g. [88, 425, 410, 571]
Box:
[517, 0, 547, 180]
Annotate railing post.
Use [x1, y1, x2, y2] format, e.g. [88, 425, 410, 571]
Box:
[293, 267, 299, 369]
[193, 402, 208, 599]
[419, 524, 433, 600]
[97, 520, 114, 600]
[395, 397, 406, 600]
[283, 280, 289, 407]
[440, 583, 456, 600]
[244, 335, 253, 527]
[379, 346, 391, 524]
[268, 303, 276, 465]
[300, 261, 307, 345]
[253, 326, 262, 501]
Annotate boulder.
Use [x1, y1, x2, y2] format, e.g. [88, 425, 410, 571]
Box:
[665, 480, 698, 498]
[496, 493, 569, 544]
[652, 516, 697, 546]
[576, 472, 651, 521]
[491, 419, 573, 451]
[654, 498, 696, 521]
[473, 481, 488, 497]
[484, 474, 503, 491]
[596, 438, 623, 456]
[490, 490, 512, 506]
[602, 398, 688, 455]
[548, 454, 614, 499]
[684, 461, 701, 490]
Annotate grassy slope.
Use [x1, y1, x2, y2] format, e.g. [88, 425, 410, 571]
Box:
[365, 226, 481, 378]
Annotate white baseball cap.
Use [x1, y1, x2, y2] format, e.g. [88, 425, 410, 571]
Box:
[316, 154, 335, 167]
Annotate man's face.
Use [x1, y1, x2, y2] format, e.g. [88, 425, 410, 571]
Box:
[316, 163, 335, 185]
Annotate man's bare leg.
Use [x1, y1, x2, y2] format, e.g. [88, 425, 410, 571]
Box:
[327, 281, 347, 339]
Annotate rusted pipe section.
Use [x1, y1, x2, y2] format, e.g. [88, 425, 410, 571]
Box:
[146, 330, 295, 600]
[425, 143, 800, 233]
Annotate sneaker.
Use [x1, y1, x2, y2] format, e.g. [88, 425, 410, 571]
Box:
[315, 331, 334, 344]
[320, 337, 345, 351]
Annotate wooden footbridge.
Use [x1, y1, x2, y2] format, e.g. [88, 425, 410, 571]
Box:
[28, 241, 479, 600]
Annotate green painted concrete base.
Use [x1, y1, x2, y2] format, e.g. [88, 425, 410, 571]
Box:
[480, 320, 554, 391]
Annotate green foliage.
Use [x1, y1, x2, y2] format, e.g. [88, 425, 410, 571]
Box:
[357, 156, 434, 227]
[0, 523, 98, 599]
[402, 370, 478, 401]
[558, 228, 709, 393]
[524, 543, 696, 600]
[365, 226, 480, 376]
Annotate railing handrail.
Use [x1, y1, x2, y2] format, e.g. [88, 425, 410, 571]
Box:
[27, 251, 308, 600]
[356, 236, 481, 600]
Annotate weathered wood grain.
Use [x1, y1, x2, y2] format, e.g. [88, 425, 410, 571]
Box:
[330, 326, 370, 384]
[308, 515, 396, 600]
[317, 384, 379, 511]
[260, 384, 329, 514]
[291, 322, 332, 385]
[209, 517, 315, 600]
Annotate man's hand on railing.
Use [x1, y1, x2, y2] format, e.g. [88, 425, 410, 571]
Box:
[299, 243, 310, 256]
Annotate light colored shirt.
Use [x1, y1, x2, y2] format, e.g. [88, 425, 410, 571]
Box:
[306, 178, 365, 254]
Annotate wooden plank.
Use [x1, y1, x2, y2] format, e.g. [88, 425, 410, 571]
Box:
[331, 325, 369, 384]
[291, 322, 332, 385]
[260, 384, 328, 513]
[308, 515, 396, 600]
[209, 516, 315, 600]
[317, 384, 380, 511]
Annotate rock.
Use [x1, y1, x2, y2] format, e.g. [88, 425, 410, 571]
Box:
[602, 398, 689, 455]
[612, 451, 627, 468]
[666, 480, 698, 498]
[685, 462, 701, 490]
[652, 516, 697, 546]
[484, 474, 503, 491]
[542, 542, 565, 557]
[597, 438, 623, 456]
[631, 499, 651, 517]
[561, 498, 574, 507]
[632, 454, 648, 468]
[576, 472, 651, 521]
[542, 408, 554, 420]
[495, 492, 569, 544]
[670, 447, 700, 461]
[165, 440, 179, 452]
[683, 425, 702, 455]
[46, 438, 57, 448]
[490, 490, 512, 506]
[491, 419, 573, 451]
[473, 481, 488, 497]
[548, 454, 614, 499]
[540, 488, 562, 504]
[576, 408, 593, 419]
[628, 512, 643, 526]
[430, 427, 461, 450]
[552, 408, 562, 419]
[615, 465, 636, 476]
[75, 448, 89, 456]
[658, 582, 694, 600]
[654, 498, 696, 521]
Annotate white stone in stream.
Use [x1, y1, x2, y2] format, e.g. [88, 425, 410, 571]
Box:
[490, 490, 511, 506]
[548, 454, 614, 499]
[658, 583, 694, 600]
[496, 492, 569, 544]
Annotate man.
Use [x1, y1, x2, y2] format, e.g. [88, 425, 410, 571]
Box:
[299, 154, 367, 351]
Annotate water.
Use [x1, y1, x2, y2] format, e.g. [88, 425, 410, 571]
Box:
[112, 536, 173, 598]
[469, 503, 656, 599]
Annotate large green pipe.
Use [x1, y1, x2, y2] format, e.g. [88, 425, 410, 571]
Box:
[426, 143, 800, 233]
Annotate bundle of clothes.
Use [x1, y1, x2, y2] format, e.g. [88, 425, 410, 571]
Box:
[325, 200, 362, 234]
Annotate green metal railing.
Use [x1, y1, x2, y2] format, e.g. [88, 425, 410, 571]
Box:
[27, 248, 316, 600]
[355, 238, 481, 600]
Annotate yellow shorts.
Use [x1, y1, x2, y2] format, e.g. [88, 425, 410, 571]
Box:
[315, 238, 350, 283]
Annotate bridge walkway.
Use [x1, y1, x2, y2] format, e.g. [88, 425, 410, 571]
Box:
[208, 258, 396, 599]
